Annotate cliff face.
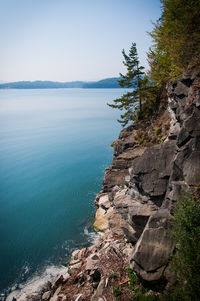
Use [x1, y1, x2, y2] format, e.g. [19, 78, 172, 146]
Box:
[130, 66, 200, 285]
[93, 66, 200, 287]
[37, 66, 200, 301]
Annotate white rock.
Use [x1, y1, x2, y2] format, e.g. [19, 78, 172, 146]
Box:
[85, 253, 99, 270]
[98, 195, 110, 209]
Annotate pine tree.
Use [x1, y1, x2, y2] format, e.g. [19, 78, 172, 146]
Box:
[108, 43, 145, 126]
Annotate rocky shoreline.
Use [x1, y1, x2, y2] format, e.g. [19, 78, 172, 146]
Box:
[9, 66, 200, 300]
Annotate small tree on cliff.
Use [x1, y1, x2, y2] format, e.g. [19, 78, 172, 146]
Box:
[108, 43, 145, 126]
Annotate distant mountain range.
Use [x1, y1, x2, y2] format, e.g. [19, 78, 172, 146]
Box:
[0, 77, 122, 89]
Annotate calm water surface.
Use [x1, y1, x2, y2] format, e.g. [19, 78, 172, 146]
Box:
[0, 88, 124, 295]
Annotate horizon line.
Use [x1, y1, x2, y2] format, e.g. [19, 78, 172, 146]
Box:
[0, 76, 121, 85]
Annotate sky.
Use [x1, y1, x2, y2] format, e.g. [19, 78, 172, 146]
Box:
[0, 0, 161, 82]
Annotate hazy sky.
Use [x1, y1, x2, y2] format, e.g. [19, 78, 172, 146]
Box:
[0, 0, 161, 82]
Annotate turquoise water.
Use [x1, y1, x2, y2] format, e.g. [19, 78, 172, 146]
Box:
[0, 88, 124, 295]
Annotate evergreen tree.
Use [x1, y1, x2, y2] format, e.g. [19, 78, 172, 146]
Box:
[108, 43, 145, 126]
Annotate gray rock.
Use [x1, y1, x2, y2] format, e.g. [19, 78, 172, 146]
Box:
[42, 291, 51, 300]
[130, 140, 176, 202]
[53, 275, 64, 288]
[174, 81, 189, 98]
[102, 167, 128, 192]
[90, 66, 200, 290]
[91, 278, 105, 301]
[129, 66, 200, 286]
[85, 253, 100, 271]
[98, 195, 110, 209]
[194, 94, 200, 108]
[177, 127, 191, 147]
[183, 150, 200, 185]
[131, 209, 174, 281]
[184, 107, 200, 133]
[68, 262, 82, 275]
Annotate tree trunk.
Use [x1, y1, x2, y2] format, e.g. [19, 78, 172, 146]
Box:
[136, 62, 142, 112]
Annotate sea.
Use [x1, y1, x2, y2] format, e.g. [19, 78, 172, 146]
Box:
[0, 88, 125, 299]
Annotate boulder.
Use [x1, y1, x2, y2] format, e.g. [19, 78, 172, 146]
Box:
[130, 140, 176, 202]
[91, 278, 105, 301]
[85, 253, 100, 271]
[98, 194, 110, 209]
[93, 207, 113, 232]
[131, 209, 174, 282]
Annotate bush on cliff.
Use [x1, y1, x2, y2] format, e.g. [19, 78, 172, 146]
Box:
[169, 191, 200, 300]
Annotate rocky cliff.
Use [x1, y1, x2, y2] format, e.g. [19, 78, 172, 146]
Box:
[29, 66, 200, 301]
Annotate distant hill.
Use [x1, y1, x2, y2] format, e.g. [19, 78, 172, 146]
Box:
[0, 78, 121, 89]
[82, 77, 121, 88]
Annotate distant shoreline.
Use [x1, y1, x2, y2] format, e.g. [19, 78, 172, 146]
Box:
[0, 78, 123, 89]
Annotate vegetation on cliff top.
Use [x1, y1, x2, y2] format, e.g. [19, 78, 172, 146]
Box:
[148, 0, 200, 87]
[109, 0, 200, 126]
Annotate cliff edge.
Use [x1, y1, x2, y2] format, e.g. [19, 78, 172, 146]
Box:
[28, 66, 200, 300]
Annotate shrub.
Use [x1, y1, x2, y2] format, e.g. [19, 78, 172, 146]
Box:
[131, 293, 159, 301]
[169, 192, 200, 300]
[112, 285, 122, 298]
[127, 266, 139, 291]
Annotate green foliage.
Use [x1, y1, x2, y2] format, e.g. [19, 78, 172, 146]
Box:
[148, 0, 200, 86]
[155, 126, 161, 136]
[134, 129, 148, 145]
[110, 271, 117, 279]
[109, 0, 200, 125]
[159, 136, 166, 142]
[109, 90, 140, 126]
[131, 293, 159, 301]
[169, 192, 200, 300]
[108, 43, 147, 126]
[127, 266, 139, 291]
[136, 82, 161, 121]
[126, 267, 161, 300]
[162, 285, 193, 301]
[112, 285, 122, 298]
